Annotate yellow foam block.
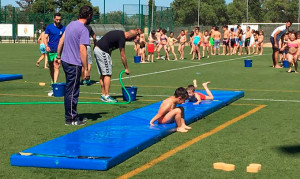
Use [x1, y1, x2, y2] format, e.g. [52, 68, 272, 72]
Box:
[247, 166, 259, 173]
[39, 82, 46, 86]
[249, 163, 262, 170]
[222, 164, 235, 171]
[19, 152, 33, 156]
[213, 162, 225, 170]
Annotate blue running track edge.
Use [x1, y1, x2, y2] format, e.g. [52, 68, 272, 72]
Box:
[10, 90, 244, 170]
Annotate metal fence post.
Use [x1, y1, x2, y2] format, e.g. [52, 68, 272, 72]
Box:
[122, 4, 124, 26]
[13, 7, 16, 43]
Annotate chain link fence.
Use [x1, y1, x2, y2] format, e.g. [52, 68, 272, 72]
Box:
[0, 6, 100, 42]
[122, 4, 173, 34]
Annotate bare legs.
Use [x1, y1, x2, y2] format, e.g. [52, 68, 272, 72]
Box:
[287, 54, 298, 73]
[160, 108, 191, 133]
[53, 60, 61, 83]
[99, 75, 111, 96]
[36, 54, 48, 69]
[48, 62, 55, 83]
[147, 53, 154, 63]
[193, 80, 214, 100]
[272, 49, 282, 68]
[178, 44, 185, 60]
[170, 46, 178, 60]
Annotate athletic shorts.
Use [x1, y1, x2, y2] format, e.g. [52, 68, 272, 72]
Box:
[148, 44, 155, 53]
[214, 40, 220, 49]
[210, 37, 214, 46]
[270, 36, 280, 50]
[40, 44, 46, 54]
[202, 42, 209, 47]
[230, 39, 236, 48]
[223, 38, 229, 46]
[87, 46, 93, 64]
[94, 46, 112, 76]
[47, 52, 57, 62]
[235, 38, 240, 45]
[245, 38, 251, 47]
[197, 92, 206, 100]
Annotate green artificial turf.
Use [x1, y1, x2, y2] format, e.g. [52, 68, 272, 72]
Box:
[0, 43, 299, 178]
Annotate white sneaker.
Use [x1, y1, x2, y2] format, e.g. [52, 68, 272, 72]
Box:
[47, 90, 53, 96]
[105, 96, 118, 103]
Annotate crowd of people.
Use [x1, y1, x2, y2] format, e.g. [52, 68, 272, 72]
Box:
[133, 25, 265, 62]
[33, 9, 298, 126]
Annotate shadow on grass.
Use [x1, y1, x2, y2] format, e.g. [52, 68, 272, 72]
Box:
[80, 112, 108, 121]
[278, 145, 300, 154]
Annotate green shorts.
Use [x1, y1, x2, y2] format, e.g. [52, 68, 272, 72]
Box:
[209, 37, 214, 46]
[47, 52, 57, 63]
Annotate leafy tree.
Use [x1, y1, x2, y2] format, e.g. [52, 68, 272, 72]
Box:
[262, 0, 298, 22]
[31, 0, 56, 14]
[105, 11, 123, 24]
[226, 0, 246, 24]
[171, 0, 228, 26]
[248, 0, 263, 22]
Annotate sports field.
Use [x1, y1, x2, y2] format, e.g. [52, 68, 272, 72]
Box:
[0, 43, 299, 178]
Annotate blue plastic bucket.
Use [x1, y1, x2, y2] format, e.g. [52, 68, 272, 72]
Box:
[122, 86, 138, 101]
[134, 56, 141, 63]
[52, 83, 66, 97]
[244, 59, 252, 67]
[283, 60, 289, 68]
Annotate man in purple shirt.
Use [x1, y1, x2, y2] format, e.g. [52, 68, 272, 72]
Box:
[56, 6, 93, 125]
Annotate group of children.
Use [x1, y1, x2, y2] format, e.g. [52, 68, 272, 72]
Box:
[279, 31, 300, 73]
[134, 28, 185, 62]
[150, 80, 214, 133]
[134, 26, 265, 62]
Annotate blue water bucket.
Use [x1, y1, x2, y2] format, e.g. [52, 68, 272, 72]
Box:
[244, 59, 252, 67]
[134, 56, 141, 63]
[283, 60, 289, 68]
[52, 83, 66, 97]
[122, 86, 138, 101]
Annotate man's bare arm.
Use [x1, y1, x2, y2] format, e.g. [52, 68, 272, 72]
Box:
[120, 48, 129, 74]
[56, 33, 65, 58]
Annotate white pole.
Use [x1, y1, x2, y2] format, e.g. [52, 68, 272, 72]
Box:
[198, 0, 200, 27]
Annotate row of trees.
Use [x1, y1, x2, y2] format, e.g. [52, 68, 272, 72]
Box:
[15, 0, 100, 18]
[171, 0, 299, 25]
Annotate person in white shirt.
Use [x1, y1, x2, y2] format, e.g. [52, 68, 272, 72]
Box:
[270, 20, 292, 68]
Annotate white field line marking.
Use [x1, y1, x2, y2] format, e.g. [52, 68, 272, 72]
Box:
[79, 91, 168, 97]
[112, 54, 268, 81]
[242, 98, 300, 103]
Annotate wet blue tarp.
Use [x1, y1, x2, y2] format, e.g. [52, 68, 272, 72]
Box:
[10, 90, 244, 170]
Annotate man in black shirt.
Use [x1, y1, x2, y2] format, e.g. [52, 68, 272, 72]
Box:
[94, 29, 138, 102]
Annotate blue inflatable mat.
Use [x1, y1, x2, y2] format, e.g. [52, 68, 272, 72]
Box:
[10, 90, 244, 170]
[0, 74, 23, 82]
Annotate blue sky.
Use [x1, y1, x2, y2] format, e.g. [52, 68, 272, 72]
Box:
[3, 0, 233, 12]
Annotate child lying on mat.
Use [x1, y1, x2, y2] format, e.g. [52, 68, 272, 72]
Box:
[150, 87, 192, 133]
[186, 80, 214, 105]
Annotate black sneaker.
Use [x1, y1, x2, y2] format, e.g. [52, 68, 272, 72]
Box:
[73, 120, 86, 126]
[80, 80, 84, 85]
[65, 120, 74, 126]
[80, 117, 88, 122]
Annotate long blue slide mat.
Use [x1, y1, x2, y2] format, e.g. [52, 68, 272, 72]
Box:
[10, 90, 244, 170]
[0, 74, 23, 82]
